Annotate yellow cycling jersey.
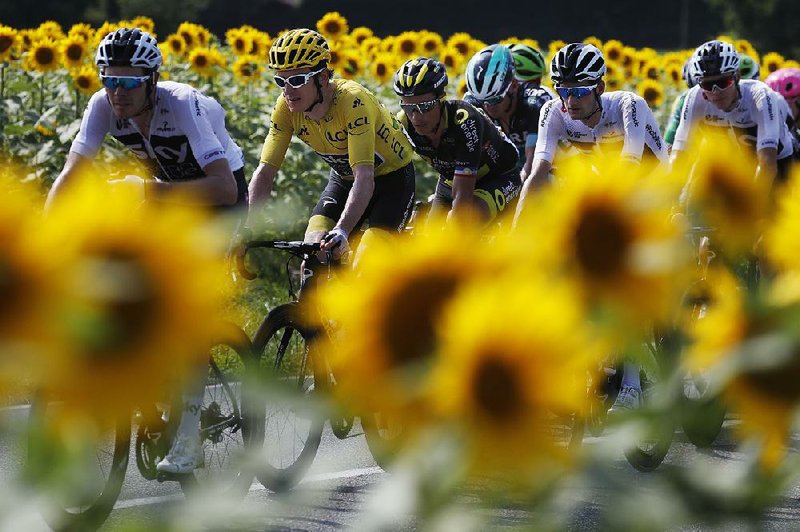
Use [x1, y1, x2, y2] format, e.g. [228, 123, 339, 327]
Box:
[260, 79, 413, 178]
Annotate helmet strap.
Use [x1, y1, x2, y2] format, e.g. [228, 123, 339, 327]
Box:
[304, 71, 326, 114]
[583, 91, 603, 121]
[130, 73, 157, 119]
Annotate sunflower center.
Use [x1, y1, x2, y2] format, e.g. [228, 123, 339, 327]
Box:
[375, 64, 386, 77]
[194, 55, 208, 67]
[607, 49, 621, 61]
[423, 41, 436, 53]
[573, 203, 633, 279]
[454, 43, 469, 55]
[35, 47, 55, 66]
[472, 357, 522, 422]
[0, 36, 13, 53]
[644, 87, 660, 103]
[76, 75, 91, 89]
[66, 44, 83, 61]
[234, 38, 245, 51]
[180, 32, 193, 46]
[324, 22, 341, 35]
[707, 165, 750, 218]
[381, 273, 460, 368]
[740, 347, 800, 405]
[400, 40, 415, 55]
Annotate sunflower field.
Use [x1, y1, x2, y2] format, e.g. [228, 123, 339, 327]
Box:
[4, 10, 800, 531]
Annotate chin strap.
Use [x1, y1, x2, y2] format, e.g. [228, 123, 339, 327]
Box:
[304, 73, 325, 114]
[583, 91, 603, 121]
[130, 73, 157, 119]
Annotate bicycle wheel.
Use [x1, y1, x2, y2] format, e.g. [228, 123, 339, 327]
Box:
[622, 376, 674, 472]
[26, 394, 130, 532]
[250, 303, 325, 492]
[362, 411, 405, 470]
[680, 372, 726, 448]
[178, 325, 262, 498]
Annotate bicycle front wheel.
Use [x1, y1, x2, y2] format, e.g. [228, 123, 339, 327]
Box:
[26, 394, 130, 532]
[250, 303, 325, 492]
[179, 324, 262, 498]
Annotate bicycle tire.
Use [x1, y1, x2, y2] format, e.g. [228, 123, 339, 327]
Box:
[680, 374, 726, 448]
[250, 303, 325, 492]
[26, 394, 130, 532]
[362, 411, 405, 470]
[178, 324, 262, 498]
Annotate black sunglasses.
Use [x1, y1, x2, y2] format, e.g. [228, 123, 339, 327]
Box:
[400, 99, 441, 115]
[700, 76, 735, 93]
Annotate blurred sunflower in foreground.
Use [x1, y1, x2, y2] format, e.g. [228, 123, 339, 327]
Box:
[429, 275, 603, 484]
[515, 155, 691, 333]
[40, 176, 233, 420]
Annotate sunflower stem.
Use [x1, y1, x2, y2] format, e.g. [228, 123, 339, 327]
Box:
[75, 88, 80, 120]
[0, 63, 5, 102]
[39, 73, 45, 115]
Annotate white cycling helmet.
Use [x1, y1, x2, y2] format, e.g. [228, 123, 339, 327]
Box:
[690, 40, 740, 79]
[465, 44, 515, 103]
[550, 43, 606, 85]
[96, 27, 162, 72]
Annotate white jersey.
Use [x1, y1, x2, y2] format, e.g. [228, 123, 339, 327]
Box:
[71, 81, 245, 181]
[672, 79, 794, 159]
[534, 90, 668, 164]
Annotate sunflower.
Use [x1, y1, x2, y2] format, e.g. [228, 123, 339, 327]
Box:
[226, 27, 253, 56]
[782, 59, 800, 69]
[603, 39, 624, 64]
[584, 36, 604, 50]
[440, 46, 463, 76]
[130, 16, 156, 36]
[762, 52, 784, 76]
[37, 20, 65, 40]
[735, 39, 760, 65]
[18, 29, 37, 53]
[715, 34, 735, 44]
[71, 64, 101, 95]
[419, 31, 443, 57]
[370, 53, 395, 84]
[360, 36, 382, 59]
[446, 32, 473, 58]
[177, 22, 200, 51]
[41, 178, 233, 419]
[92, 22, 120, 50]
[467, 38, 487, 56]
[457, 76, 468, 99]
[339, 49, 362, 80]
[188, 47, 225, 77]
[428, 275, 602, 481]
[248, 31, 272, 58]
[637, 78, 665, 107]
[25, 38, 61, 72]
[163, 34, 185, 58]
[665, 62, 683, 86]
[765, 171, 800, 274]
[639, 58, 661, 81]
[61, 35, 88, 70]
[350, 26, 373, 45]
[379, 36, 395, 54]
[621, 45, 637, 73]
[316, 11, 349, 40]
[681, 128, 768, 259]
[548, 39, 567, 59]
[393, 31, 418, 58]
[67, 23, 94, 43]
[515, 155, 691, 331]
[0, 25, 17, 63]
[604, 73, 624, 92]
[232, 54, 264, 84]
[312, 222, 511, 429]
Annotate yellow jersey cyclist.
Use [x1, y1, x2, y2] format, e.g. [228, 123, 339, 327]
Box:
[45, 28, 247, 475]
[464, 44, 554, 182]
[47, 28, 245, 209]
[249, 29, 415, 262]
[515, 43, 669, 415]
[671, 40, 795, 187]
[393, 57, 520, 224]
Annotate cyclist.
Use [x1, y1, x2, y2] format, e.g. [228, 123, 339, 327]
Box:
[671, 40, 795, 187]
[393, 57, 520, 224]
[249, 29, 415, 263]
[46, 28, 248, 475]
[464, 44, 553, 182]
[765, 68, 800, 157]
[47, 28, 246, 209]
[507, 42, 557, 99]
[514, 43, 668, 414]
[666, 53, 761, 151]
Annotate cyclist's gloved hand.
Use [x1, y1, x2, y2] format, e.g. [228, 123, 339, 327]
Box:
[108, 175, 145, 203]
[320, 227, 350, 258]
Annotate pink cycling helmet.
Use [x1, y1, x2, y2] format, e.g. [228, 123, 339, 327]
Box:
[765, 68, 800, 100]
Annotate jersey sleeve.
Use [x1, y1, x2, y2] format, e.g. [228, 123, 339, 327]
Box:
[451, 105, 484, 177]
[663, 92, 687, 145]
[619, 93, 649, 162]
[259, 96, 294, 168]
[70, 90, 112, 158]
[172, 88, 228, 168]
[532, 99, 564, 164]
[671, 87, 702, 152]
[339, 88, 379, 168]
[752, 83, 781, 152]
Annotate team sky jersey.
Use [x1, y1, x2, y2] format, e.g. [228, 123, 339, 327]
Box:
[398, 100, 519, 181]
[260, 79, 413, 179]
[673, 79, 794, 159]
[71, 81, 244, 180]
[534, 90, 669, 164]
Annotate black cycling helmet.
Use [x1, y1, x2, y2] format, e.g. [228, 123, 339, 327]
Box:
[95, 27, 162, 73]
[550, 43, 606, 85]
[690, 40, 740, 79]
[393, 57, 448, 97]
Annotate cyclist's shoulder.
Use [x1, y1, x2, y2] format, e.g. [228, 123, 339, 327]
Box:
[538, 97, 562, 122]
[518, 81, 552, 103]
[330, 78, 378, 111]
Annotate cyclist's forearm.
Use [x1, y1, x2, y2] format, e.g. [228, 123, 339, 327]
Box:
[149, 160, 237, 206]
[337, 165, 375, 234]
[248, 163, 277, 207]
[46, 152, 89, 210]
[755, 148, 778, 188]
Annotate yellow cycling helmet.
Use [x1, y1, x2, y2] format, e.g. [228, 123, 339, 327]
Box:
[268, 28, 331, 70]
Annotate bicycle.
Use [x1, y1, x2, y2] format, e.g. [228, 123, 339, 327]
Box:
[236, 239, 358, 491]
[25, 322, 259, 532]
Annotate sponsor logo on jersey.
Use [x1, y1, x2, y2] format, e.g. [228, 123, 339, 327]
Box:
[325, 129, 348, 143]
[352, 97, 363, 108]
[298, 125, 309, 136]
[645, 123, 663, 151]
[156, 120, 175, 133]
[347, 116, 369, 131]
[204, 149, 224, 160]
[321, 196, 337, 207]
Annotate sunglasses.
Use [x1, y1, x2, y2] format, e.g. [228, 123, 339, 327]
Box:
[274, 67, 325, 89]
[555, 84, 598, 100]
[100, 75, 150, 91]
[699, 76, 735, 93]
[400, 99, 441, 115]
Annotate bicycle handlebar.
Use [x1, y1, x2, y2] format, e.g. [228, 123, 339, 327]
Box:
[235, 240, 322, 280]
